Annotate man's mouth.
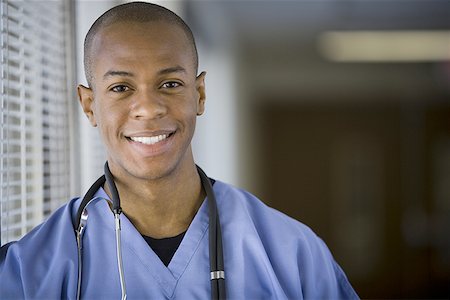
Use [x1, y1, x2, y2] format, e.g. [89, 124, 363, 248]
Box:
[127, 132, 174, 145]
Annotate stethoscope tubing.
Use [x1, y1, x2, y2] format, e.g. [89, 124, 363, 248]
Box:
[75, 175, 105, 300]
[104, 163, 127, 299]
[198, 167, 226, 300]
[74, 162, 226, 300]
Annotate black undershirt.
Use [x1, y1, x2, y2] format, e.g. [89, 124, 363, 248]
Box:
[142, 178, 216, 267]
[142, 232, 186, 266]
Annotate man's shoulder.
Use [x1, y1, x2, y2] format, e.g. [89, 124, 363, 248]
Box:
[214, 179, 337, 268]
[213, 180, 332, 266]
[213, 180, 359, 299]
[0, 197, 80, 263]
[0, 197, 80, 298]
[213, 180, 317, 238]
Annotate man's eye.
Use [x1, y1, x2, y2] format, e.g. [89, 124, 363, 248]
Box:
[161, 82, 181, 89]
[111, 85, 129, 93]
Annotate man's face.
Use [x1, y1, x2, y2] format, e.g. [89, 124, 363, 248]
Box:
[78, 21, 205, 181]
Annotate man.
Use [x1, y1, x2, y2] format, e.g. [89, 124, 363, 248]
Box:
[0, 2, 358, 299]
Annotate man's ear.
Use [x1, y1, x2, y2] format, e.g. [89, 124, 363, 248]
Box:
[195, 71, 206, 116]
[77, 84, 97, 127]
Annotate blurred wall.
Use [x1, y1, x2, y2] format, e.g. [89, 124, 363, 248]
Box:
[186, 0, 450, 298]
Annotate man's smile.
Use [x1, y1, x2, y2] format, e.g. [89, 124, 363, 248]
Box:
[129, 134, 170, 145]
[124, 131, 177, 156]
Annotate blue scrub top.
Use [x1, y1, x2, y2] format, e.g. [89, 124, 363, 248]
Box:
[0, 180, 359, 299]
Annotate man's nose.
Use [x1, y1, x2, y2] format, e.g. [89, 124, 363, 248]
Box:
[130, 90, 167, 120]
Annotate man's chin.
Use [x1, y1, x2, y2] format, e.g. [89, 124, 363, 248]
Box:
[126, 161, 178, 182]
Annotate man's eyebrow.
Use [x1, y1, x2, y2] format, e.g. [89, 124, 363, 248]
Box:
[103, 70, 134, 79]
[102, 67, 186, 79]
[157, 66, 187, 75]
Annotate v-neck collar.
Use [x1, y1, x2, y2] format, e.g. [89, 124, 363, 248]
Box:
[92, 187, 210, 298]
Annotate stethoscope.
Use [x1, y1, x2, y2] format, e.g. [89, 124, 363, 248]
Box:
[74, 162, 226, 300]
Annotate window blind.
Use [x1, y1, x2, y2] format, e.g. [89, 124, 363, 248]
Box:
[0, 0, 73, 245]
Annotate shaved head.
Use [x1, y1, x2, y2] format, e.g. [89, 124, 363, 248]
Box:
[84, 1, 198, 87]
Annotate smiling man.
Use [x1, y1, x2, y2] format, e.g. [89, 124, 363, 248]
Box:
[0, 2, 358, 299]
[78, 11, 206, 240]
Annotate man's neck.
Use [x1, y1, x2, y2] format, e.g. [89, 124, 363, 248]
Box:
[105, 160, 205, 239]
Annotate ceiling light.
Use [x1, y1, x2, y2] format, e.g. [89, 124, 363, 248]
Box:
[318, 30, 450, 62]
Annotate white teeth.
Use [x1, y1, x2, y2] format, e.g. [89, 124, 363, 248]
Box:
[130, 134, 168, 145]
